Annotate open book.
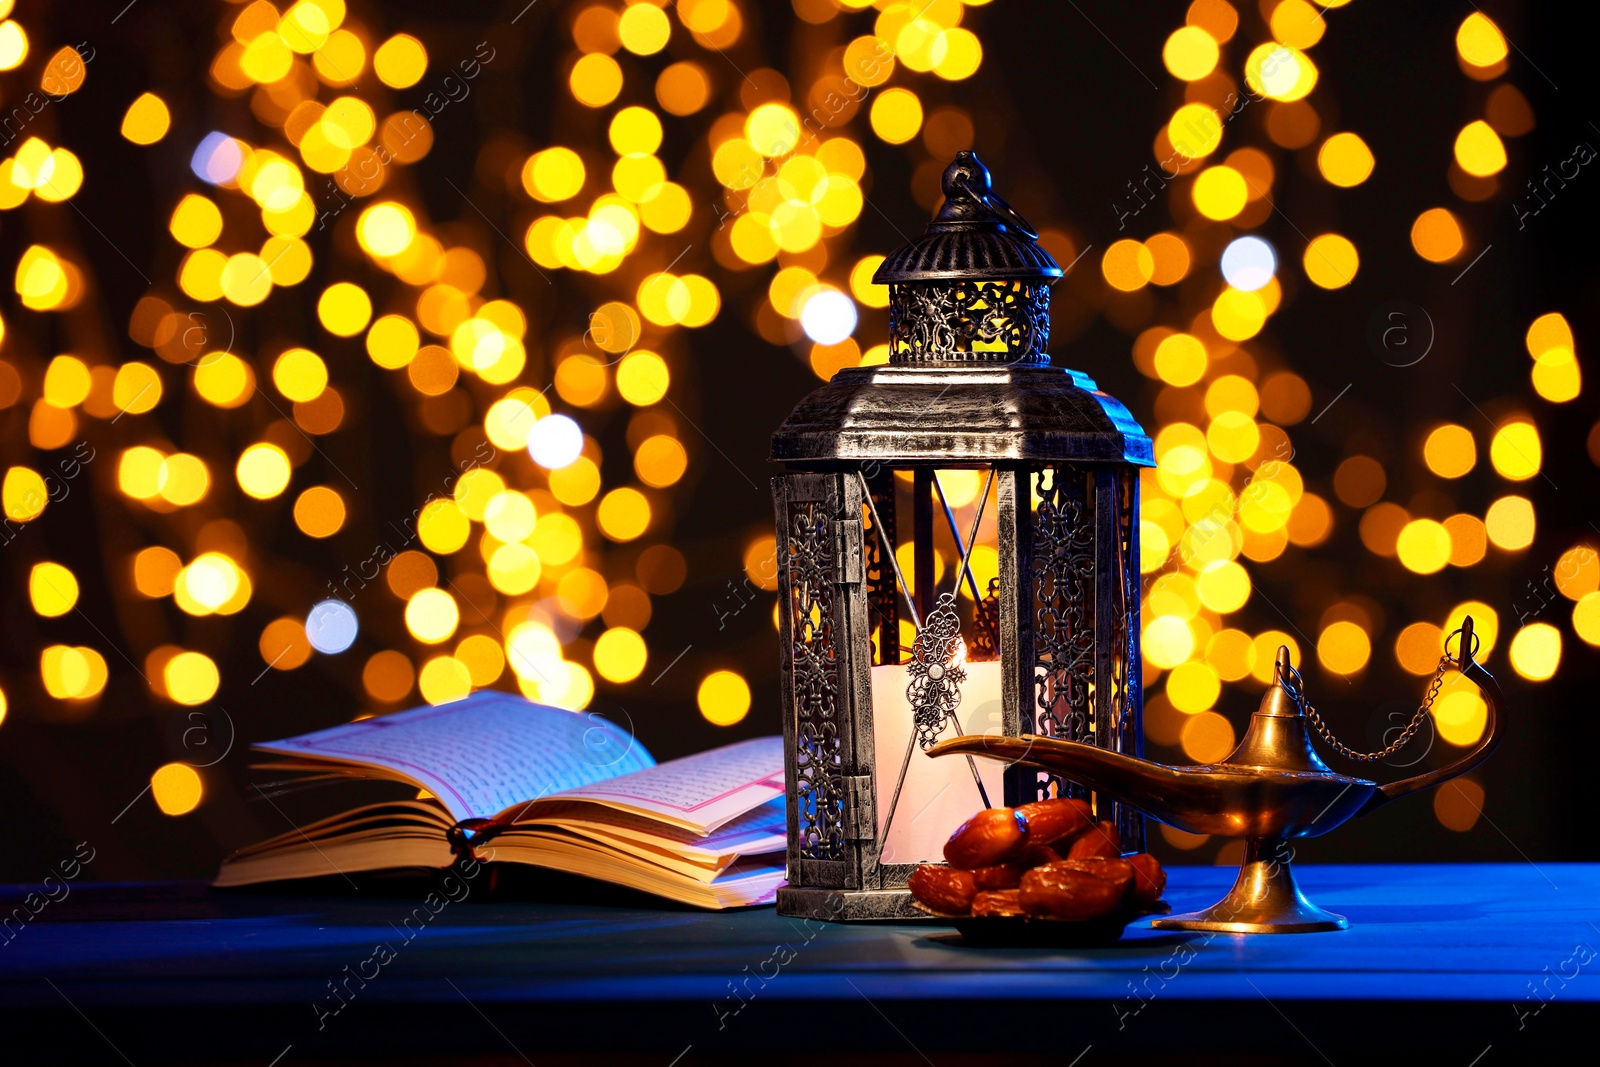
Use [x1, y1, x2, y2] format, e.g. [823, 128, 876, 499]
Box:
[216, 692, 787, 909]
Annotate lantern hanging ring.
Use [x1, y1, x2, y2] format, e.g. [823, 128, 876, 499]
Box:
[954, 173, 1039, 240]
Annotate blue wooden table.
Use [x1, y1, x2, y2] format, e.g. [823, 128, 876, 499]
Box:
[5, 864, 1596, 1063]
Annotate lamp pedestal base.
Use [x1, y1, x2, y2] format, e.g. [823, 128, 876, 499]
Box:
[1150, 838, 1347, 934]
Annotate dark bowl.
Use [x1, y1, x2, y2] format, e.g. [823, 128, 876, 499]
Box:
[915, 900, 1170, 947]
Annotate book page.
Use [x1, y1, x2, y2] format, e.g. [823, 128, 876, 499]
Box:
[254, 691, 655, 823]
[523, 795, 786, 860]
[538, 736, 784, 835]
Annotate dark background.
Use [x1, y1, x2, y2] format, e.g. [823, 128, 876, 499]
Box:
[0, 0, 1594, 883]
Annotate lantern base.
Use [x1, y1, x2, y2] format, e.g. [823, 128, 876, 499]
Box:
[776, 886, 936, 923]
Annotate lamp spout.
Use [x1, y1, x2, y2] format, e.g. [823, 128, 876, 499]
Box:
[926, 735, 1211, 831]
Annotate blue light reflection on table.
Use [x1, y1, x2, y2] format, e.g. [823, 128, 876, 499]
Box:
[5, 863, 1596, 1061]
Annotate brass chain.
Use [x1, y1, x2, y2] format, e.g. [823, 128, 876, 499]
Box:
[1302, 654, 1451, 762]
[1288, 625, 1475, 763]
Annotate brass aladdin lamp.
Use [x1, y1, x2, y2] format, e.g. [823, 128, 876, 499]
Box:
[933, 617, 1505, 932]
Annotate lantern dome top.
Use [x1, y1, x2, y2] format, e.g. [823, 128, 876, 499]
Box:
[773, 152, 1150, 467]
[872, 152, 1062, 284]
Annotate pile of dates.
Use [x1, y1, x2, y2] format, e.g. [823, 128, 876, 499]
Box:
[908, 798, 1167, 920]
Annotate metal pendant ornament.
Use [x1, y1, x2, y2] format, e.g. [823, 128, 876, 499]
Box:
[907, 593, 967, 751]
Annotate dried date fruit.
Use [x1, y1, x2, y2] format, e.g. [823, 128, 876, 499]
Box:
[970, 889, 1026, 918]
[908, 864, 978, 915]
[1127, 853, 1167, 905]
[943, 807, 1028, 869]
[1015, 843, 1063, 868]
[1065, 819, 1123, 860]
[1015, 798, 1092, 846]
[971, 863, 1025, 889]
[1018, 865, 1125, 921]
[1049, 856, 1135, 898]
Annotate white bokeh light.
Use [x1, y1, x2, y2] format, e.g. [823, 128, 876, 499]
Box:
[799, 289, 857, 345]
[1221, 236, 1277, 292]
[305, 599, 359, 654]
[527, 414, 584, 470]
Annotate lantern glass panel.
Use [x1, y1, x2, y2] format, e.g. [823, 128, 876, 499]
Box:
[867, 467, 1005, 870]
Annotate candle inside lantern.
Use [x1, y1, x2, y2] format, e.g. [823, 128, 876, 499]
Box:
[870, 659, 1005, 865]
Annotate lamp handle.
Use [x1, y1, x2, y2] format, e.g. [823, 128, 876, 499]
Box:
[1356, 615, 1506, 816]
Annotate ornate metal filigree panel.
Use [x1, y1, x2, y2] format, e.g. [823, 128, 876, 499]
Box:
[887, 280, 1051, 364]
[1031, 465, 1096, 799]
[905, 593, 967, 749]
[785, 499, 846, 861]
[1112, 469, 1145, 850]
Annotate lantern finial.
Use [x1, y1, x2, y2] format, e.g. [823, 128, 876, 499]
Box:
[873, 152, 1060, 365]
[933, 152, 1038, 240]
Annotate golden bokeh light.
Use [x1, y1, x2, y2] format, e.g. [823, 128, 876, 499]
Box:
[1396, 519, 1452, 575]
[1180, 710, 1235, 763]
[1574, 593, 1600, 648]
[1244, 43, 1317, 101]
[260, 617, 312, 672]
[1525, 312, 1573, 358]
[317, 281, 373, 336]
[1317, 620, 1371, 675]
[1434, 778, 1484, 832]
[869, 88, 923, 145]
[418, 656, 472, 705]
[1444, 514, 1488, 567]
[1395, 621, 1445, 675]
[1457, 13, 1509, 68]
[1302, 233, 1358, 289]
[1433, 681, 1487, 747]
[1192, 166, 1248, 220]
[597, 487, 652, 541]
[1423, 424, 1476, 478]
[1508, 623, 1561, 681]
[1411, 208, 1464, 263]
[1166, 660, 1220, 713]
[165, 651, 220, 705]
[1489, 422, 1541, 481]
[618, 2, 671, 54]
[364, 650, 416, 703]
[1531, 346, 1581, 404]
[373, 33, 427, 88]
[29, 561, 78, 617]
[121, 92, 171, 144]
[1484, 495, 1535, 551]
[1554, 545, 1599, 602]
[151, 763, 203, 816]
[1167, 103, 1221, 159]
[405, 587, 460, 645]
[293, 486, 346, 538]
[236, 443, 292, 499]
[698, 669, 752, 726]
[1163, 25, 1218, 81]
[1102, 239, 1154, 292]
[594, 626, 648, 683]
[657, 61, 710, 115]
[1454, 120, 1507, 177]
